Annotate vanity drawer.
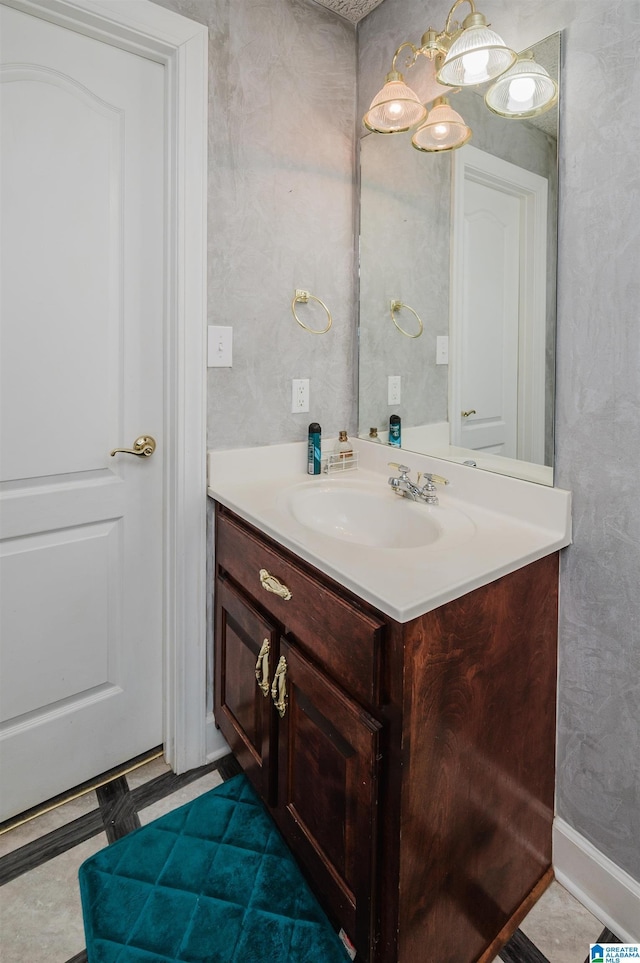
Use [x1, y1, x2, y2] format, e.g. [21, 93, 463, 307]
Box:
[215, 506, 385, 707]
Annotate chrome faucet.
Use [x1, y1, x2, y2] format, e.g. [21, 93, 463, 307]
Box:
[388, 463, 449, 505]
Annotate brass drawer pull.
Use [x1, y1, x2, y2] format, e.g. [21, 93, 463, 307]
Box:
[255, 638, 270, 696]
[259, 568, 292, 601]
[271, 655, 288, 718]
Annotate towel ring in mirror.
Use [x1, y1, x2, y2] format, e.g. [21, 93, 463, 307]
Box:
[292, 289, 333, 335]
[390, 300, 423, 338]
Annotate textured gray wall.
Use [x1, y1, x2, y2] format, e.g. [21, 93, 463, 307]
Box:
[151, 0, 357, 732]
[358, 131, 450, 435]
[155, 0, 640, 884]
[153, 0, 358, 450]
[552, 1, 640, 879]
[360, 0, 640, 883]
[493, 0, 640, 886]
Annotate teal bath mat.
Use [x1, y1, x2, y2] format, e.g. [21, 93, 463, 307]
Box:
[79, 773, 350, 963]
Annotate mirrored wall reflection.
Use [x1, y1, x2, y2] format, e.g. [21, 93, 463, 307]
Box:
[358, 34, 559, 486]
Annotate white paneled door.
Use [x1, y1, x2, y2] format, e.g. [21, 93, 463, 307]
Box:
[451, 145, 548, 463]
[0, 3, 166, 819]
[456, 173, 520, 457]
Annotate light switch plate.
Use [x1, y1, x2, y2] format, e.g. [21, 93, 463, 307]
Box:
[208, 326, 232, 367]
[436, 336, 449, 365]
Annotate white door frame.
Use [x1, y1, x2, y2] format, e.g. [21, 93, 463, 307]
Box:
[3, 0, 208, 774]
[451, 145, 548, 464]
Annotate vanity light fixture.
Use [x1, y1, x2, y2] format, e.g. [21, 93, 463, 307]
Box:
[411, 97, 471, 152]
[484, 51, 558, 118]
[363, 51, 428, 133]
[436, 5, 516, 87]
[363, 0, 556, 152]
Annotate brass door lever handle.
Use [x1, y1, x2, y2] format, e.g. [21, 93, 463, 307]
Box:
[110, 435, 156, 457]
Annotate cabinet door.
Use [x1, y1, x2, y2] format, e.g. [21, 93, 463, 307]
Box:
[214, 576, 277, 803]
[273, 637, 382, 960]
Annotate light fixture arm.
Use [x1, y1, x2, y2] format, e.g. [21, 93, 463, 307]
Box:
[414, 1, 478, 63]
[384, 1, 483, 74]
[390, 41, 420, 74]
[444, 0, 476, 37]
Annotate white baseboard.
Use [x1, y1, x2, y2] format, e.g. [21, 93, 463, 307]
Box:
[205, 712, 230, 762]
[553, 817, 640, 942]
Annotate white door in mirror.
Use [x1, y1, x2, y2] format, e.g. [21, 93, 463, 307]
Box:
[451, 146, 548, 462]
[456, 174, 519, 456]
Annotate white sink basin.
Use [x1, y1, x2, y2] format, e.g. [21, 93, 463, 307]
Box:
[209, 444, 572, 621]
[279, 479, 475, 549]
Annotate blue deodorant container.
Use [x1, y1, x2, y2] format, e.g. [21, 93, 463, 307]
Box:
[389, 414, 401, 448]
[308, 422, 321, 474]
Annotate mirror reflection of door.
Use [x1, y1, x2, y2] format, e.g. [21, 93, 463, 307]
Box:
[450, 146, 548, 462]
[455, 173, 520, 456]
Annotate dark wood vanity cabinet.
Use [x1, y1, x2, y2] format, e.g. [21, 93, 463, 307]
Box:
[213, 502, 559, 963]
[214, 505, 385, 957]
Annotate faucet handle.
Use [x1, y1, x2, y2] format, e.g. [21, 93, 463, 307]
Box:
[417, 471, 450, 487]
[388, 462, 411, 477]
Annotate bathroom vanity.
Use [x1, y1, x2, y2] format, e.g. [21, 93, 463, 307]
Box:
[209, 443, 571, 963]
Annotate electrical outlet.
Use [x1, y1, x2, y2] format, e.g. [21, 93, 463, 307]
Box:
[388, 375, 401, 406]
[436, 335, 449, 365]
[291, 378, 309, 413]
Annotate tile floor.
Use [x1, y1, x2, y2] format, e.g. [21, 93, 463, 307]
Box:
[0, 750, 619, 963]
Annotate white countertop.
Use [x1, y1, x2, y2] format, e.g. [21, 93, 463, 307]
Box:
[207, 440, 571, 623]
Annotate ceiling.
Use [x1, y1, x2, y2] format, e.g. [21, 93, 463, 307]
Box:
[310, 0, 386, 23]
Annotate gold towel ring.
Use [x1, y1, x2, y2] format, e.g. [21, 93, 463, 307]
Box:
[390, 300, 423, 338]
[292, 289, 333, 335]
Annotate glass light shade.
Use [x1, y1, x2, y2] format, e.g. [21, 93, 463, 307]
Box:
[363, 72, 427, 133]
[411, 98, 471, 152]
[485, 55, 558, 118]
[437, 19, 516, 87]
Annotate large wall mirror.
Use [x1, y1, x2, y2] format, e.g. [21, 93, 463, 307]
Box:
[358, 33, 560, 485]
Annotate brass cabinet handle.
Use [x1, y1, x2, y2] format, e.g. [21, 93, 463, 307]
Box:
[255, 639, 270, 696]
[461, 410, 477, 419]
[271, 655, 288, 718]
[110, 435, 156, 457]
[259, 569, 292, 601]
